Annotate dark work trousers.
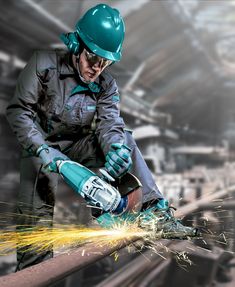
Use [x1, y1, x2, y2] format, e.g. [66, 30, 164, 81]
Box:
[16, 131, 162, 270]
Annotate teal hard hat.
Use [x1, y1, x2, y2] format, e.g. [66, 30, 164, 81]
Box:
[76, 4, 125, 62]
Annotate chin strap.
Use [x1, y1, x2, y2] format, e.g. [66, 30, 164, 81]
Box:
[74, 56, 89, 84]
[74, 57, 101, 93]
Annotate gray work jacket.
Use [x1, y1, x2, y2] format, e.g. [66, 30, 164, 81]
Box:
[6, 50, 125, 156]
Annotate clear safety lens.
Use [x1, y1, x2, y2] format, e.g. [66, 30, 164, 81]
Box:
[84, 49, 112, 68]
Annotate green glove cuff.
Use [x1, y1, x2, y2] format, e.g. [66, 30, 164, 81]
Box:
[36, 144, 49, 156]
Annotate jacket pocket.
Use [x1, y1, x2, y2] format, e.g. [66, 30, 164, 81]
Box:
[81, 102, 97, 126]
[61, 94, 83, 125]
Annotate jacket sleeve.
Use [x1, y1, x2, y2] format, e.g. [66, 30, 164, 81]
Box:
[95, 78, 126, 156]
[6, 51, 46, 155]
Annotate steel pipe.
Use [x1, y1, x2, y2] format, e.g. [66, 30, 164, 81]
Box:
[0, 237, 140, 287]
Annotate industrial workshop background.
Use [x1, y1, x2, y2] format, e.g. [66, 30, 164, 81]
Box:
[0, 0, 235, 286]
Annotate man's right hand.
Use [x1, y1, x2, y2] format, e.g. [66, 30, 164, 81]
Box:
[36, 144, 69, 172]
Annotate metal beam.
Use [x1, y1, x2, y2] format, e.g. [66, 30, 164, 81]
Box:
[113, 0, 151, 18]
[122, 62, 146, 93]
[22, 0, 72, 32]
[0, 237, 140, 287]
[175, 185, 235, 218]
[198, 200, 235, 211]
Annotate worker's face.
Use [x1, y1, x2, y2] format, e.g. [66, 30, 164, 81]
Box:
[75, 49, 112, 83]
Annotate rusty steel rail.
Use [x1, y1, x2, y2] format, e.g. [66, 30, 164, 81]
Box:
[96, 240, 193, 287]
[96, 243, 173, 287]
[175, 185, 235, 218]
[96, 246, 170, 287]
[0, 237, 141, 287]
[0, 184, 234, 287]
[134, 259, 172, 287]
[198, 200, 235, 211]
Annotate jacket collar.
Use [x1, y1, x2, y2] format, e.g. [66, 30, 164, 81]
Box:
[59, 52, 75, 76]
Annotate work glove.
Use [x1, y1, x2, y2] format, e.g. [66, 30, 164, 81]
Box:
[154, 198, 169, 210]
[97, 199, 169, 229]
[36, 144, 69, 173]
[105, 143, 132, 178]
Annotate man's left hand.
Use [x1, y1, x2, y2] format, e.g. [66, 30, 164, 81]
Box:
[105, 143, 132, 178]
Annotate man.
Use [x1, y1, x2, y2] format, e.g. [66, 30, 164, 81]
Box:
[6, 4, 196, 271]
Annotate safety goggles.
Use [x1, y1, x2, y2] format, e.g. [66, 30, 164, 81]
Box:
[84, 49, 113, 68]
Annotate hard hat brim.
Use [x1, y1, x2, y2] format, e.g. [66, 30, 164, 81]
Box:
[77, 27, 122, 62]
